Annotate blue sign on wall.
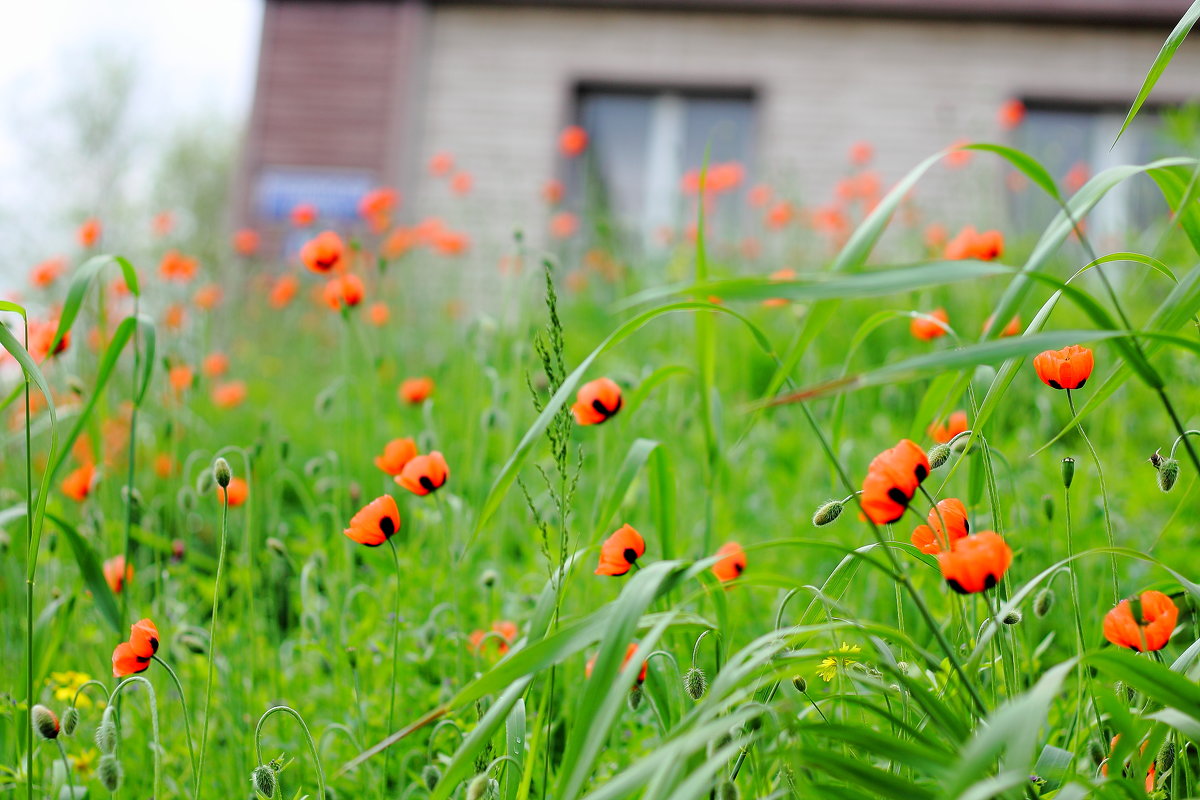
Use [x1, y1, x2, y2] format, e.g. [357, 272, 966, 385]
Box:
[255, 166, 376, 222]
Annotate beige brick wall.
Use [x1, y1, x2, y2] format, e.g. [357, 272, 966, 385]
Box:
[410, 6, 1200, 261]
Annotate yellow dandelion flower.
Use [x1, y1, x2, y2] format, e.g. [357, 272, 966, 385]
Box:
[816, 642, 861, 682]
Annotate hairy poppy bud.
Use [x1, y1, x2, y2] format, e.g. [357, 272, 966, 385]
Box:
[1060, 457, 1075, 489]
[196, 469, 214, 495]
[466, 774, 493, 800]
[927, 443, 951, 470]
[1115, 681, 1135, 703]
[1033, 587, 1055, 618]
[1041, 494, 1054, 522]
[684, 667, 707, 700]
[1087, 739, 1106, 765]
[792, 675, 807, 693]
[213, 457, 232, 488]
[1002, 609, 1022, 625]
[31, 705, 59, 740]
[718, 781, 740, 800]
[61, 706, 80, 736]
[346, 646, 358, 670]
[95, 706, 118, 753]
[422, 764, 441, 790]
[811, 500, 844, 527]
[479, 568, 499, 589]
[252, 764, 277, 798]
[178, 632, 207, 654]
[1156, 457, 1180, 493]
[628, 684, 644, 711]
[98, 753, 122, 791]
[1157, 740, 1175, 773]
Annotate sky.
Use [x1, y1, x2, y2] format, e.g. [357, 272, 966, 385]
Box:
[0, 0, 262, 282]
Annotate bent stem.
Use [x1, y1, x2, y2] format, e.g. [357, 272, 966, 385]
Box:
[1065, 390, 1119, 604]
[384, 537, 402, 790]
[111, 675, 161, 799]
[195, 488, 231, 799]
[1063, 481, 1105, 753]
[254, 706, 327, 800]
[152, 654, 198, 792]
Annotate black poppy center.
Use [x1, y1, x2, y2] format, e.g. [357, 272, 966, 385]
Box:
[886, 487, 909, 504]
[623, 547, 638, 564]
[149, 636, 159, 654]
[1048, 379, 1062, 390]
[380, 516, 396, 536]
[733, 562, 744, 576]
[915, 464, 928, 482]
[419, 476, 436, 491]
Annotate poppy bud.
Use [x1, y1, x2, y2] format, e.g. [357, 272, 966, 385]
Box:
[98, 753, 122, 791]
[95, 706, 118, 753]
[927, 443, 951, 469]
[1041, 494, 1054, 522]
[1033, 587, 1055, 618]
[479, 568, 499, 589]
[1002, 609, 1022, 625]
[422, 764, 441, 790]
[31, 705, 59, 740]
[178, 632, 207, 654]
[628, 684, 644, 710]
[252, 764, 277, 798]
[196, 469, 214, 494]
[1087, 739, 1106, 766]
[61, 706, 80, 736]
[213, 457, 232, 488]
[346, 646, 358, 669]
[1156, 457, 1180, 493]
[1156, 740, 1175, 773]
[1115, 680, 1135, 703]
[266, 537, 289, 559]
[791, 675, 807, 693]
[1060, 457, 1075, 489]
[684, 667, 707, 700]
[466, 774, 493, 800]
[811, 500, 844, 527]
[718, 781, 740, 800]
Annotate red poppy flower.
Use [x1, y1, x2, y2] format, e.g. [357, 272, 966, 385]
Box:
[763, 268, 796, 308]
[112, 641, 150, 677]
[300, 231, 345, 273]
[203, 352, 229, 377]
[159, 250, 199, 282]
[542, 179, 564, 205]
[712, 541, 746, 582]
[29, 258, 66, 289]
[397, 452, 449, 496]
[937, 531, 1011, 594]
[429, 151, 455, 177]
[1103, 590, 1178, 652]
[848, 141, 874, 166]
[344, 495, 401, 546]
[367, 302, 390, 326]
[927, 410, 968, 444]
[269, 274, 299, 309]
[559, 125, 588, 158]
[982, 314, 1020, 338]
[1102, 735, 1156, 792]
[62, 462, 96, 502]
[212, 381, 247, 409]
[861, 439, 930, 524]
[103, 555, 133, 594]
[550, 212, 578, 239]
[469, 621, 519, 656]
[77, 218, 101, 248]
[233, 228, 260, 256]
[1033, 345, 1093, 391]
[217, 477, 249, 507]
[374, 438, 418, 476]
[997, 99, 1025, 130]
[290, 203, 317, 228]
[595, 524, 646, 576]
[910, 497, 969, 555]
[910, 309, 949, 340]
[322, 274, 365, 311]
[129, 618, 160, 659]
[193, 284, 222, 310]
[399, 377, 434, 404]
[586, 642, 647, 684]
[450, 172, 473, 196]
[571, 378, 622, 426]
[359, 187, 398, 221]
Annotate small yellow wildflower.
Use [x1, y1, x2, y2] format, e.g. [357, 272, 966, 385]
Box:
[816, 642, 861, 682]
[72, 748, 99, 778]
[48, 671, 95, 709]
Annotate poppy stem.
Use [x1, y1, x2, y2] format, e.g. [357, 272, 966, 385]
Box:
[195, 489, 230, 800]
[151, 654, 198, 793]
[1063, 476, 1106, 753]
[383, 537, 402, 790]
[55, 739, 77, 800]
[254, 706, 326, 800]
[917, 486, 951, 553]
[1065, 390, 1119, 605]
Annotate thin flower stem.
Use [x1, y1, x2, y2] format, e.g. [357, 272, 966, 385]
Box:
[1168, 429, 1200, 460]
[23, 318, 34, 800]
[1065, 390, 1119, 604]
[254, 706, 327, 800]
[111, 676, 161, 799]
[1064, 483, 1106, 752]
[55, 740, 78, 800]
[151, 655, 198, 792]
[195, 490, 230, 800]
[120, 298, 140, 626]
[384, 537, 402, 791]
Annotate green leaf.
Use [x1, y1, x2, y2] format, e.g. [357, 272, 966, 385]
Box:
[503, 698, 525, 800]
[591, 438, 661, 540]
[47, 513, 122, 632]
[51, 254, 141, 353]
[1115, 0, 1200, 143]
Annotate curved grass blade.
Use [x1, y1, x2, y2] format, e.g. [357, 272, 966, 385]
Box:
[1115, 0, 1200, 144]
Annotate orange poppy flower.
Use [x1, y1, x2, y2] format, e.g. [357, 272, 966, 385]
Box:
[982, 314, 1020, 338]
[344, 495, 401, 546]
[129, 618, 160, 658]
[396, 452, 449, 496]
[374, 438, 418, 476]
[217, 476, 249, 507]
[382, 227, 417, 259]
[29, 258, 66, 288]
[559, 125, 588, 158]
[861, 439, 930, 524]
[1033, 345, 1093, 391]
[937, 531, 1011, 594]
[450, 172, 473, 195]
[77, 218, 101, 248]
[62, 462, 96, 502]
[399, 377, 434, 404]
[359, 187, 398, 220]
[747, 184, 771, 207]
[849, 141, 874, 166]
[945, 139, 974, 168]
[300, 230, 345, 273]
[429, 151, 455, 177]
[269, 274, 299, 309]
[763, 268, 796, 308]
[169, 364, 194, 394]
[910, 309, 949, 340]
[910, 497, 970, 555]
[927, 410, 968, 444]
[159, 250, 199, 282]
[712, 541, 746, 582]
[1065, 162, 1090, 193]
[212, 380, 247, 409]
[103, 555, 133, 594]
[469, 621, 519, 656]
[151, 210, 172, 235]
[431, 230, 469, 256]
[1102, 735, 1156, 792]
[571, 377, 622, 426]
[550, 211, 578, 239]
[1103, 590, 1178, 652]
[163, 304, 187, 331]
[233, 228, 260, 256]
[586, 642, 647, 683]
[367, 302, 390, 327]
[542, 179, 564, 205]
[154, 453, 175, 478]
[765, 201, 795, 230]
[997, 99, 1026, 130]
[595, 524, 646, 576]
[194, 284, 223, 311]
[322, 274, 365, 311]
[112, 642, 150, 676]
[203, 351, 229, 377]
[290, 203, 317, 228]
[27, 319, 69, 363]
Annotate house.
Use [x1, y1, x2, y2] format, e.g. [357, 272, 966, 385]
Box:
[234, 0, 1200, 266]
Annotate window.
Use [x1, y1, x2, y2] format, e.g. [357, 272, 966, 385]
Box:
[566, 84, 756, 248]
